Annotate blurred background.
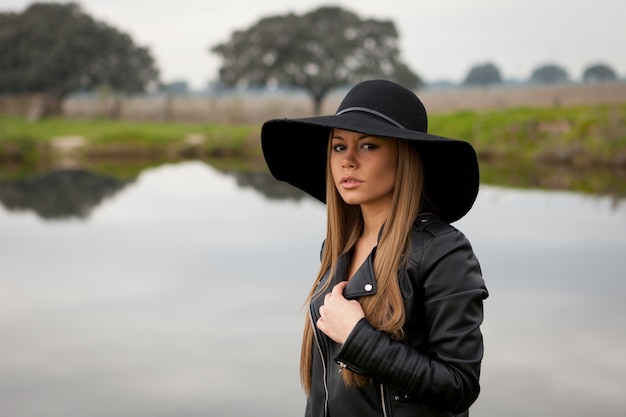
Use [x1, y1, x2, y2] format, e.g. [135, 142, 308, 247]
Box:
[1, 1, 625, 416]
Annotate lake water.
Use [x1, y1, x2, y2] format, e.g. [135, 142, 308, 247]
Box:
[1, 160, 625, 417]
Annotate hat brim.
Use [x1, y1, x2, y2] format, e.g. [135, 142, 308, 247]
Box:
[261, 113, 479, 223]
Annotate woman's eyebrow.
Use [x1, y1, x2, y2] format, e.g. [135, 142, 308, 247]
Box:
[331, 134, 372, 140]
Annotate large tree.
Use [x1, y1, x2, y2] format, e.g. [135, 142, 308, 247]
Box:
[583, 63, 618, 83]
[211, 6, 421, 114]
[463, 62, 502, 86]
[0, 2, 159, 116]
[529, 64, 569, 84]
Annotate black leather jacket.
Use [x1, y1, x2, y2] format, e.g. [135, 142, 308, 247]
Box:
[305, 215, 488, 417]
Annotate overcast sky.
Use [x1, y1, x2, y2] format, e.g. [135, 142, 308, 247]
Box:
[3, 0, 625, 88]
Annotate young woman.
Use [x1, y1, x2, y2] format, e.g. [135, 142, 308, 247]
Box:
[261, 80, 488, 417]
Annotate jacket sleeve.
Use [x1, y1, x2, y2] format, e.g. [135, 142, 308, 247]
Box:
[335, 226, 488, 412]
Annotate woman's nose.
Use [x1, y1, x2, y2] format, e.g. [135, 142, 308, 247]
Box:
[342, 152, 356, 168]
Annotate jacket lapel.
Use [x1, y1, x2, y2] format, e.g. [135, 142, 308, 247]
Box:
[343, 247, 378, 300]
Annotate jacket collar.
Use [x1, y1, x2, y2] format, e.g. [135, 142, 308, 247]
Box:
[340, 248, 379, 300]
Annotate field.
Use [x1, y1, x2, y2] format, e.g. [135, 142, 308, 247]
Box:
[54, 82, 626, 124]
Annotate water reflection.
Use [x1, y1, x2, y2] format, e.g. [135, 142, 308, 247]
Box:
[455, 187, 626, 417]
[0, 161, 624, 417]
[0, 169, 132, 219]
[0, 166, 307, 221]
[1, 161, 623, 221]
[228, 170, 308, 201]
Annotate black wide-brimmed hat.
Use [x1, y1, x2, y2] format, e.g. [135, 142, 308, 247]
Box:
[261, 79, 479, 223]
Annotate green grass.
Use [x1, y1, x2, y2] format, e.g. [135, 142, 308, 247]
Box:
[428, 104, 626, 164]
[1, 103, 626, 168]
[0, 116, 259, 156]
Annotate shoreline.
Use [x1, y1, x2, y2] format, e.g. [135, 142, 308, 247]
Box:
[1, 85, 626, 178]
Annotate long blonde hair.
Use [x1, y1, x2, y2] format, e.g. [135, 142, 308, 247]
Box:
[300, 137, 424, 393]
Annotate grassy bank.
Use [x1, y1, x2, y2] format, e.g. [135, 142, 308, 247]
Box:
[1, 102, 626, 170]
[0, 116, 260, 164]
[429, 103, 626, 167]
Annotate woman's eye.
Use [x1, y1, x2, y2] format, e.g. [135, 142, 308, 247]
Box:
[332, 144, 345, 152]
[362, 143, 377, 150]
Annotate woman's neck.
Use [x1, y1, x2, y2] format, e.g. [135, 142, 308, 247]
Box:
[360, 204, 390, 244]
[346, 205, 388, 279]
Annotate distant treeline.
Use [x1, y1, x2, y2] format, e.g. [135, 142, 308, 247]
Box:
[2, 3, 623, 119]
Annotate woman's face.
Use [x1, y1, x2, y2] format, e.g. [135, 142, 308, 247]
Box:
[330, 128, 399, 212]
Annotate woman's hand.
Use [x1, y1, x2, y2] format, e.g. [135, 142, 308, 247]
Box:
[316, 281, 365, 344]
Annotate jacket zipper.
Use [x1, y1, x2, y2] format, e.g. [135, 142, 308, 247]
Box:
[380, 384, 389, 417]
[310, 307, 329, 416]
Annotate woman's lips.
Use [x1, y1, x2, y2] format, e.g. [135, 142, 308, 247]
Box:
[340, 176, 362, 189]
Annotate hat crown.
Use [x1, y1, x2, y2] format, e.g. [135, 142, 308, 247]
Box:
[336, 80, 428, 133]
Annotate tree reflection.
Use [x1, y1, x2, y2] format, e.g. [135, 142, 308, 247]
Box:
[226, 161, 626, 206]
[0, 169, 133, 219]
[231, 171, 311, 201]
[480, 161, 626, 203]
[1, 159, 624, 221]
